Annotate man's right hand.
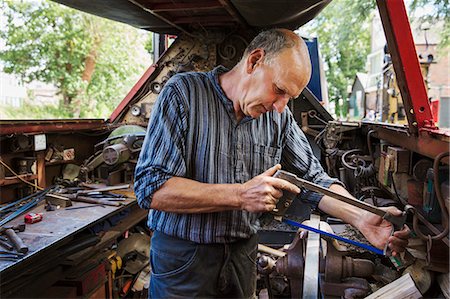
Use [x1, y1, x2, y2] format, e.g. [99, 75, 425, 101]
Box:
[238, 164, 301, 212]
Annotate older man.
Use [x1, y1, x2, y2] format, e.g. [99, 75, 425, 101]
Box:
[134, 28, 410, 298]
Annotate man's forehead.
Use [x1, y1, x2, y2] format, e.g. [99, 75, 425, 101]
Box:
[273, 65, 308, 98]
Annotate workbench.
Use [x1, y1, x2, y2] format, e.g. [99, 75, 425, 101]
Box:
[0, 192, 148, 298]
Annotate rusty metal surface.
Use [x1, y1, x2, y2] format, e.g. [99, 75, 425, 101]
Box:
[0, 195, 139, 273]
[368, 124, 450, 163]
[321, 276, 370, 299]
[323, 240, 374, 282]
[0, 119, 110, 135]
[275, 229, 305, 298]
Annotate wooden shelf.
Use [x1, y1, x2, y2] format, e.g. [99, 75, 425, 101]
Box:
[45, 160, 75, 166]
[0, 174, 38, 186]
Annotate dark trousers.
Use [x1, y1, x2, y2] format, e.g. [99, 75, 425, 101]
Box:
[149, 231, 257, 299]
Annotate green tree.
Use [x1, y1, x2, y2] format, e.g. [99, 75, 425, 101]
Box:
[302, 0, 448, 118]
[302, 1, 374, 117]
[0, 1, 150, 118]
[410, 0, 449, 49]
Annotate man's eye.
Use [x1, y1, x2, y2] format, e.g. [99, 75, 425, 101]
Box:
[275, 87, 285, 94]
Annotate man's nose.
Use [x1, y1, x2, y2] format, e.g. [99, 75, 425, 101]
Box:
[272, 95, 290, 113]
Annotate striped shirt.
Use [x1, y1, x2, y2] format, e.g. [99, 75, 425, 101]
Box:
[134, 66, 340, 243]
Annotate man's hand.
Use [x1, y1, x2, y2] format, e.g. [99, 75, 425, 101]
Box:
[356, 206, 410, 256]
[238, 164, 300, 213]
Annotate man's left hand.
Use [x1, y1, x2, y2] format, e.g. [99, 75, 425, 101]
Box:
[356, 206, 410, 256]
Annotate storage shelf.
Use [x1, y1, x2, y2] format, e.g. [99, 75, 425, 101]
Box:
[0, 174, 38, 186]
[45, 160, 75, 166]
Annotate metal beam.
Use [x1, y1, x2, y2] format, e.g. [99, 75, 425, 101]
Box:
[150, 1, 223, 12]
[173, 15, 232, 24]
[129, 0, 194, 37]
[218, 0, 253, 32]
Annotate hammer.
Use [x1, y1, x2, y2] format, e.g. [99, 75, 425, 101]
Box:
[0, 224, 28, 254]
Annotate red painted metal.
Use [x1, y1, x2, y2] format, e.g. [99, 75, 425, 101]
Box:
[0, 119, 109, 135]
[108, 64, 157, 123]
[377, 0, 435, 132]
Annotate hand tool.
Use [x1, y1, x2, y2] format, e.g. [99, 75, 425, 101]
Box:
[50, 193, 121, 207]
[77, 184, 130, 193]
[65, 204, 106, 210]
[0, 239, 14, 251]
[0, 224, 28, 254]
[273, 170, 410, 230]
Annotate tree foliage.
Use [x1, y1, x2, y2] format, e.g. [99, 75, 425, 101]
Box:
[410, 0, 449, 49]
[0, 1, 151, 118]
[302, 0, 448, 118]
[301, 0, 374, 116]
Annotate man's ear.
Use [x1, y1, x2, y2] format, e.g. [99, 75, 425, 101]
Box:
[246, 49, 264, 74]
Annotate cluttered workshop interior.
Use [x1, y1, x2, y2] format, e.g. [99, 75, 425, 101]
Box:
[0, 0, 448, 298]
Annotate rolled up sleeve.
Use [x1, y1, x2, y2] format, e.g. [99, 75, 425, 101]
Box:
[134, 83, 188, 209]
[281, 110, 343, 209]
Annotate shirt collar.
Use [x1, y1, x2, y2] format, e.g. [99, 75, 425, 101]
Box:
[209, 66, 253, 124]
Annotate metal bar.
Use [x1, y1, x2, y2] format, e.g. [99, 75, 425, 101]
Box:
[302, 214, 320, 298]
[77, 184, 130, 193]
[173, 15, 233, 24]
[151, 1, 223, 12]
[0, 189, 50, 227]
[0, 119, 108, 135]
[283, 219, 384, 255]
[128, 0, 195, 37]
[376, 0, 435, 132]
[218, 0, 253, 32]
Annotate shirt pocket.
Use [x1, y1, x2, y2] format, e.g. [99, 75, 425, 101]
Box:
[251, 144, 282, 177]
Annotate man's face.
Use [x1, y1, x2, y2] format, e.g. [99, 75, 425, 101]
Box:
[240, 48, 310, 118]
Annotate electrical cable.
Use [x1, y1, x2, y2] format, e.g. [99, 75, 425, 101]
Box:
[0, 159, 43, 190]
[412, 152, 449, 245]
[366, 130, 376, 165]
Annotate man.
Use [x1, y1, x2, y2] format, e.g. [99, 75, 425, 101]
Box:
[134, 29, 410, 298]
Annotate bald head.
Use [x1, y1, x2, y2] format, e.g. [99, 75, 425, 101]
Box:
[242, 28, 311, 81]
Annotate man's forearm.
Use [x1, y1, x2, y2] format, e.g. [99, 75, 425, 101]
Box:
[317, 184, 363, 229]
[150, 177, 242, 213]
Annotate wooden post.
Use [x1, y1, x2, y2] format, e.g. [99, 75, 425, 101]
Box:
[36, 151, 46, 188]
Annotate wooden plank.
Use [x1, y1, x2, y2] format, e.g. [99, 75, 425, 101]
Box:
[364, 273, 422, 299]
[0, 174, 37, 186]
[303, 213, 320, 299]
